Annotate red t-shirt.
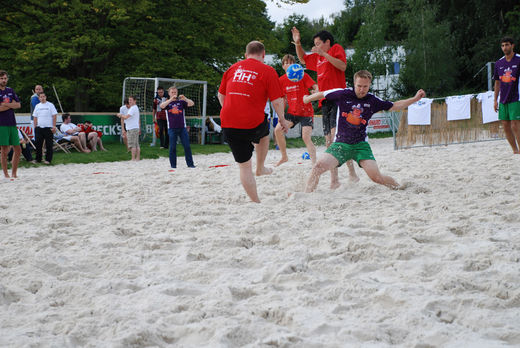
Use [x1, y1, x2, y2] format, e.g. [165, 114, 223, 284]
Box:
[219, 58, 284, 129]
[279, 73, 316, 117]
[304, 43, 347, 106]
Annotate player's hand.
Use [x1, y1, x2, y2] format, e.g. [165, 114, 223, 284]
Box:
[311, 45, 325, 56]
[52, 127, 56, 133]
[291, 27, 301, 45]
[303, 95, 312, 104]
[494, 100, 498, 113]
[179, 95, 186, 100]
[279, 118, 289, 134]
[415, 89, 426, 100]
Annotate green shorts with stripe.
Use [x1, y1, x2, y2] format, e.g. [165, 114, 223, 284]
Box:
[499, 101, 520, 121]
[325, 141, 375, 167]
[0, 126, 20, 146]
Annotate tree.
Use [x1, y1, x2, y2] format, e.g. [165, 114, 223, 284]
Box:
[0, 0, 276, 113]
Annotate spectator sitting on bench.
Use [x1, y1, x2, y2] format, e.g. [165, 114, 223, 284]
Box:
[80, 120, 107, 151]
[59, 114, 91, 153]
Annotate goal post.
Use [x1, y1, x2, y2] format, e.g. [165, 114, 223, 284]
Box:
[122, 77, 208, 144]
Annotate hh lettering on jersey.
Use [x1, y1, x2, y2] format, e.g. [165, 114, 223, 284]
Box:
[233, 68, 258, 85]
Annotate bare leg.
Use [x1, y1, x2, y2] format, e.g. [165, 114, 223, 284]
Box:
[134, 146, 140, 161]
[72, 136, 90, 153]
[502, 120, 519, 153]
[97, 137, 107, 151]
[360, 159, 400, 189]
[346, 160, 360, 182]
[1, 145, 11, 178]
[79, 133, 89, 150]
[11, 145, 21, 178]
[88, 133, 98, 151]
[275, 121, 293, 166]
[255, 135, 272, 176]
[305, 153, 339, 193]
[301, 126, 316, 164]
[510, 120, 520, 154]
[239, 159, 260, 203]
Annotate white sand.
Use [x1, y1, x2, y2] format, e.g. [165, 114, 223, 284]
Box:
[1, 138, 520, 347]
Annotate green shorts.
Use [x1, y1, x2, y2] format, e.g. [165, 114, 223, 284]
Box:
[0, 126, 20, 146]
[325, 141, 375, 167]
[498, 101, 520, 121]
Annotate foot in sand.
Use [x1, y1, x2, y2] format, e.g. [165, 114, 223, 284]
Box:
[256, 167, 273, 176]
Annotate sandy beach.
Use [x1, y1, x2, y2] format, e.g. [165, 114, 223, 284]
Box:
[1, 137, 519, 347]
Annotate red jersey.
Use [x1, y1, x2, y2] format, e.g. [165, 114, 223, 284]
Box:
[279, 73, 316, 117]
[219, 58, 284, 129]
[304, 43, 347, 106]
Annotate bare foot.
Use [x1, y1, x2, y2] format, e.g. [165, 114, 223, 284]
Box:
[256, 166, 273, 176]
[275, 157, 288, 167]
[83, 149, 91, 153]
[330, 181, 341, 190]
[101, 148, 108, 152]
[349, 174, 360, 183]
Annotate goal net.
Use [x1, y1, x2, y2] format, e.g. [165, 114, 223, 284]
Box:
[122, 77, 208, 144]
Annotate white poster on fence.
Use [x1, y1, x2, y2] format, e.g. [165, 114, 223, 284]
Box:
[446, 94, 472, 121]
[407, 98, 433, 125]
[477, 91, 499, 124]
[367, 113, 392, 133]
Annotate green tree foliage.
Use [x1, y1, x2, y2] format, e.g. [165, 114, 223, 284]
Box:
[395, 0, 457, 96]
[0, 0, 275, 113]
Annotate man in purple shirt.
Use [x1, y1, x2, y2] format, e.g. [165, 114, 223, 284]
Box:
[303, 70, 425, 192]
[0, 70, 22, 179]
[159, 86, 195, 168]
[493, 36, 520, 154]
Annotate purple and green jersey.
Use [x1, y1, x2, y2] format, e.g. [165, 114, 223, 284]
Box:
[324, 88, 393, 144]
[165, 100, 188, 129]
[0, 87, 20, 127]
[494, 54, 520, 104]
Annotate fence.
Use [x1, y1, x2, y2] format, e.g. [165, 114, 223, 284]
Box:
[394, 98, 504, 150]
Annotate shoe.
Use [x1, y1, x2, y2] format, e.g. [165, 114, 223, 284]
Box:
[188, 165, 196, 168]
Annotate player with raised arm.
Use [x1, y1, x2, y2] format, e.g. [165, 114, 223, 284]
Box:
[291, 26, 359, 184]
[274, 54, 318, 166]
[303, 70, 425, 192]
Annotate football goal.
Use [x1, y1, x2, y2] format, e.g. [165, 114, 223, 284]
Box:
[122, 77, 208, 144]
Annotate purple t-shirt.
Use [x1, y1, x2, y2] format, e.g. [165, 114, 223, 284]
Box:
[494, 54, 520, 104]
[324, 88, 393, 144]
[165, 99, 188, 129]
[0, 87, 20, 127]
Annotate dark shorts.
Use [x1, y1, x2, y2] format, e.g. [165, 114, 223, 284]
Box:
[286, 113, 313, 128]
[321, 100, 338, 136]
[223, 116, 269, 163]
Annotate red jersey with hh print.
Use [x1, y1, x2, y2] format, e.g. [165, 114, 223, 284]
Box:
[304, 43, 347, 92]
[279, 73, 315, 117]
[219, 58, 284, 129]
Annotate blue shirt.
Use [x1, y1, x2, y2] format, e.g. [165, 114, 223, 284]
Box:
[324, 88, 393, 144]
[0, 87, 20, 127]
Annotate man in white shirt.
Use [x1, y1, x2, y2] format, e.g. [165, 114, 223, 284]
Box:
[119, 98, 130, 151]
[117, 95, 140, 161]
[33, 92, 57, 164]
[59, 113, 90, 153]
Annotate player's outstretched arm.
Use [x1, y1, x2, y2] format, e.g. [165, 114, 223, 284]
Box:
[291, 27, 306, 66]
[303, 91, 325, 104]
[389, 89, 426, 111]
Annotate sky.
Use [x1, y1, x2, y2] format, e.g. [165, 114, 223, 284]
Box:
[265, 0, 346, 25]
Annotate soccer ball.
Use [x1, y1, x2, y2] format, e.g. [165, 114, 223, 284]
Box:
[302, 152, 310, 160]
[287, 64, 304, 82]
